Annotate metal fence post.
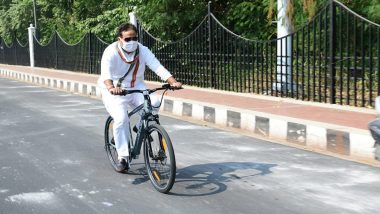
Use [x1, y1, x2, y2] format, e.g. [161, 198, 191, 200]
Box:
[54, 32, 58, 69]
[208, 1, 215, 88]
[329, 0, 337, 104]
[88, 32, 92, 73]
[0, 38, 4, 63]
[13, 32, 18, 65]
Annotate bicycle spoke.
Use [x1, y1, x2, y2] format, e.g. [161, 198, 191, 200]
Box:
[144, 124, 176, 193]
[105, 117, 122, 171]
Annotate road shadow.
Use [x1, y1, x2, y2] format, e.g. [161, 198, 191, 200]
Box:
[129, 162, 277, 197]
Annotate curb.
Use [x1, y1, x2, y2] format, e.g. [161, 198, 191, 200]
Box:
[0, 68, 101, 97]
[0, 68, 377, 164]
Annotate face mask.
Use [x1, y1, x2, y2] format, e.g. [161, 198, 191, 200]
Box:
[122, 41, 138, 52]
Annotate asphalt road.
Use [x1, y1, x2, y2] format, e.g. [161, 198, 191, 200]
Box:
[1, 77, 380, 214]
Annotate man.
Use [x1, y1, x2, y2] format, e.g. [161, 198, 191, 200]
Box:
[98, 23, 182, 172]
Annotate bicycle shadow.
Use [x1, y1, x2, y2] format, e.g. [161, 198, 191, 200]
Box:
[129, 162, 277, 197]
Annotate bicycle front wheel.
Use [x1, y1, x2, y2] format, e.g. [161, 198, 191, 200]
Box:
[104, 116, 120, 171]
[144, 124, 176, 193]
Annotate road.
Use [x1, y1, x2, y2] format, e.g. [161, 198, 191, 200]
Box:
[1, 77, 380, 214]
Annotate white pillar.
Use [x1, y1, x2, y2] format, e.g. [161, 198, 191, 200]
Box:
[375, 96, 380, 112]
[28, 24, 35, 67]
[274, 0, 293, 92]
[129, 12, 137, 27]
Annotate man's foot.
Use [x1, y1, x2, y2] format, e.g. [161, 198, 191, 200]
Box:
[115, 158, 128, 173]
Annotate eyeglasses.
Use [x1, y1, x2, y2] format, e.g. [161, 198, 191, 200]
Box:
[123, 36, 138, 42]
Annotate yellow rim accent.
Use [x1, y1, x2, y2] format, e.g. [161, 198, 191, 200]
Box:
[162, 138, 167, 153]
[152, 169, 161, 182]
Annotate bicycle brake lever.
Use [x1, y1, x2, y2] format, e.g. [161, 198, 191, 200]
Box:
[171, 86, 184, 91]
[121, 89, 129, 96]
[161, 83, 171, 89]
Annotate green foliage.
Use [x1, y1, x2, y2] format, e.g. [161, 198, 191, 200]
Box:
[0, 0, 33, 45]
[136, 0, 208, 41]
[77, 7, 131, 43]
[343, 0, 380, 24]
[292, 0, 380, 31]
[226, 1, 275, 40]
[135, 0, 275, 41]
[1, 0, 380, 45]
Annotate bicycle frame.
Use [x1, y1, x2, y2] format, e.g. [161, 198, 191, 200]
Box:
[104, 83, 181, 193]
[127, 90, 160, 160]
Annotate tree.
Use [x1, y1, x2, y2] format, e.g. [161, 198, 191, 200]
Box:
[1, 0, 380, 45]
[136, 0, 275, 41]
[0, 0, 33, 45]
[136, 0, 208, 41]
[267, 0, 380, 32]
[77, 7, 131, 43]
[226, 0, 275, 40]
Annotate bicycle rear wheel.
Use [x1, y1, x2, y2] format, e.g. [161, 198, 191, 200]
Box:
[144, 124, 176, 193]
[104, 116, 120, 171]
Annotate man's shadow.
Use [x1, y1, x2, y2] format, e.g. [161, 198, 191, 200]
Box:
[129, 162, 277, 196]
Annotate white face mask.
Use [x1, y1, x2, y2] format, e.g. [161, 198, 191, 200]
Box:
[122, 41, 138, 53]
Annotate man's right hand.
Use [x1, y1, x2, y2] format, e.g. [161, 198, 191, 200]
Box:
[109, 87, 123, 95]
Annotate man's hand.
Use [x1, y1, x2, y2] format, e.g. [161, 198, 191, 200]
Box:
[171, 81, 182, 89]
[104, 79, 123, 95]
[109, 87, 123, 95]
[167, 76, 183, 89]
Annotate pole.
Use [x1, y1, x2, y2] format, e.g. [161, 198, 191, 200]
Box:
[208, 1, 214, 88]
[28, 24, 35, 67]
[274, 0, 294, 93]
[129, 12, 137, 27]
[329, 0, 336, 104]
[32, 0, 37, 30]
[88, 32, 92, 73]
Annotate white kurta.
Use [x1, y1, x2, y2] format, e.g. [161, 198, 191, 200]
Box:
[98, 42, 172, 159]
[98, 42, 172, 89]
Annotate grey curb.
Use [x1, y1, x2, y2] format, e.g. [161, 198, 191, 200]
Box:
[0, 68, 101, 98]
[160, 96, 375, 162]
[0, 68, 377, 163]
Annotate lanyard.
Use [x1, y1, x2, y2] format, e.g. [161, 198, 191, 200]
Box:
[116, 48, 139, 87]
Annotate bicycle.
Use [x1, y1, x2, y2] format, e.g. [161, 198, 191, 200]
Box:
[104, 83, 182, 193]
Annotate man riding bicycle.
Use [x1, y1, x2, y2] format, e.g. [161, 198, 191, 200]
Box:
[98, 22, 182, 172]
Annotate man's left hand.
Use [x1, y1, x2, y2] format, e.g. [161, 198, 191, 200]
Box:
[171, 81, 182, 89]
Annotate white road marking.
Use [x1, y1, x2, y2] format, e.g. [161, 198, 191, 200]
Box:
[6, 192, 56, 204]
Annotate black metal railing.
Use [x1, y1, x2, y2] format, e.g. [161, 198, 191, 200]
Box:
[138, 16, 210, 88]
[139, 0, 380, 107]
[0, 37, 29, 66]
[1, 0, 380, 107]
[34, 32, 108, 74]
[288, 1, 380, 107]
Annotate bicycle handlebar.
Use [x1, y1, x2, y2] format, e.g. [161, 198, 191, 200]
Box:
[120, 83, 183, 96]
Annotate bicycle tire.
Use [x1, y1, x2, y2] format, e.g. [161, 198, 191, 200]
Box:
[104, 116, 120, 171]
[143, 124, 176, 193]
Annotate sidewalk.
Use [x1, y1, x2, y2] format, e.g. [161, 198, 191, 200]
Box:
[0, 64, 378, 165]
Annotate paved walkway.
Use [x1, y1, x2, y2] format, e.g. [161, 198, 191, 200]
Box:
[0, 64, 378, 165]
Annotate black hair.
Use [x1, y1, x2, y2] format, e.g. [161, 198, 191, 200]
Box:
[117, 23, 137, 37]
